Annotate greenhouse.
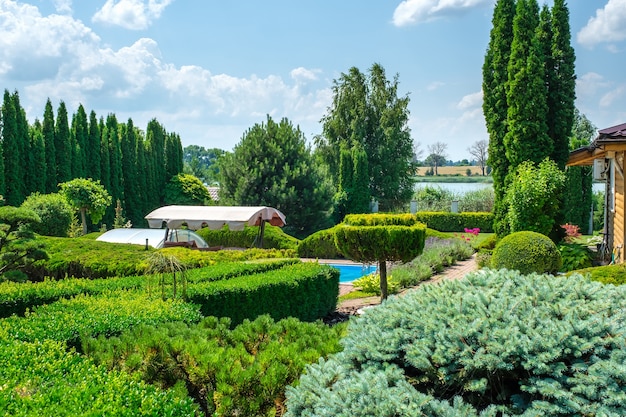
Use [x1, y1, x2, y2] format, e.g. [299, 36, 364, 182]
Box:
[96, 228, 209, 249]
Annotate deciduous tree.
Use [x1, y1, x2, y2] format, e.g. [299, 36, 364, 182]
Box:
[59, 178, 112, 235]
[468, 139, 488, 176]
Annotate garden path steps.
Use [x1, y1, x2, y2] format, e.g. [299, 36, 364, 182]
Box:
[337, 254, 478, 315]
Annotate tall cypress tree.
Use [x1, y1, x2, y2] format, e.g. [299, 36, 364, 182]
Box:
[28, 121, 46, 194]
[0, 105, 4, 199]
[121, 118, 140, 226]
[135, 139, 149, 224]
[99, 117, 111, 193]
[42, 99, 57, 193]
[105, 114, 124, 226]
[505, 0, 551, 167]
[165, 132, 183, 180]
[483, 0, 516, 235]
[146, 119, 166, 205]
[2, 90, 23, 206]
[86, 110, 101, 181]
[548, 0, 576, 170]
[71, 104, 88, 178]
[55, 101, 72, 184]
[12, 92, 29, 203]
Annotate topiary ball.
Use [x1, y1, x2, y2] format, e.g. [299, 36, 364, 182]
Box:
[491, 230, 561, 274]
[285, 270, 626, 416]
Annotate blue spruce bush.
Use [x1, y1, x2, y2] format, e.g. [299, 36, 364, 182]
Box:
[285, 269, 626, 416]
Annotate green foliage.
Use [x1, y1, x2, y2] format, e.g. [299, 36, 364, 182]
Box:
[145, 251, 188, 300]
[558, 243, 593, 272]
[164, 173, 212, 205]
[571, 264, 626, 285]
[491, 230, 562, 274]
[187, 262, 339, 325]
[0, 291, 202, 349]
[317, 63, 416, 211]
[353, 272, 400, 295]
[344, 213, 417, 226]
[505, 158, 566, 237]
[0, 339, 198, 416]
[0, 259, 297, 318]
[84, 315, 344, 416]
[286, 270, 626, 416]
[334, 224, 426, 264]
[196, 223, 299, 250]
[59, 177, 112, 235]
[219, 115, 333, 238]
[21, 192, 74, 237]
[182, 145, 225, 184]
[0, 206, 48, 281]
[297, 226, 343, 259]
[414, 211, 494, 233]
[459, 187, 495, 212]
[413, 185, 456, 211]
[391, 237, 474, 288]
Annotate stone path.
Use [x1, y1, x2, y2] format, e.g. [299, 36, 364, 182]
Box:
[336, 254, 479, 315]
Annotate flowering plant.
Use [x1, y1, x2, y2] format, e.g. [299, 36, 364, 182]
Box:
[455, 227, 480, 243]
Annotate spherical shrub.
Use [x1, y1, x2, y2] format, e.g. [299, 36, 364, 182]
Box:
[491, 230, 561, 274]
[21, 192, 74, 237]
[285, 270, 626, 416]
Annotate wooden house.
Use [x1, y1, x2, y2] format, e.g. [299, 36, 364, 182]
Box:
[568, 122, 626, 263]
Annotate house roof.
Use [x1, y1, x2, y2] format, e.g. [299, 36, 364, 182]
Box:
[144, 205, 286, 231]
[567, 122, 626, 166]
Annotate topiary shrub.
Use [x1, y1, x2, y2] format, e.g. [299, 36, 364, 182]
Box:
[21, 192, 74, 237]
[297, 226, 343, 259]
[285, 270, 626, 416]
[491, 231, 561, 274]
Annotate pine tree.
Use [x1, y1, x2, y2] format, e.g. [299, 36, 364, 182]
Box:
[483, 0, 516, 236]
[55, 101, 72, 184]
[42, 99, 57, 193]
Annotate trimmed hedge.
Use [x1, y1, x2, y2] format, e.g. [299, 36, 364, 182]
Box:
[343, 213, 418, 226]
[187, 263, 339, 325]
[0, 259, 298, 318]
[0, 291, 202, 349]
[570, 264, 626, 285]
[286, 270, 626, 416]
[195, 224, 300, 250]
[0, 338, 198, 416]
[334, 224, 426, 263]
[414, 211, 494, 232]
[491, 231, 562, 274]
[297, 226, 343, 259]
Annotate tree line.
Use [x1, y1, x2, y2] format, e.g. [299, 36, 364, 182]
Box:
[0, 90, 184, 229]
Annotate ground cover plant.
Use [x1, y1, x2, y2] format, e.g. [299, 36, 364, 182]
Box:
[84, 315, 345, 416]
[286, 270, 626, 416]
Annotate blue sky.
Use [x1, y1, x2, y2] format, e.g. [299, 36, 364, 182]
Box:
[0, 0, 625, 161]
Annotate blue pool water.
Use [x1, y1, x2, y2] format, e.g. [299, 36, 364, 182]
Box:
[329, 264, 378, 283]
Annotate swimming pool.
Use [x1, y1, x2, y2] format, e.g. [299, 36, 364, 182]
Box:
[328, 263, 377, 283]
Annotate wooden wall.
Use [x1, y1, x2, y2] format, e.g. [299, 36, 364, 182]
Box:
[614, 153, 625, 263]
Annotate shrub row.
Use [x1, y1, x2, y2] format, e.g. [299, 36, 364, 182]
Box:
[195, 224, 300, 250]
[297, 226, 343, 259]
[0, 259, 297, 318]
[83, 315, 344, 416]
[187, 262, 339, 326]
[414, 211, 494, 232]
[0, 338, 198, 416]
[343, 213, 418, 226]
[0, 291, 202, 349]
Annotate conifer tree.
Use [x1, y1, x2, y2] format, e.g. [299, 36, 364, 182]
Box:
[2, 90, 24, 206]
[42, 99, 57, 193]
[121, 119, 140, 226]
[135, 139, 149, 224]
[483, 0, 516, 236]
[54, 101, 72, 183]
[104, 114, 123, 226]
[70, 104, 88, 178]
[165, 132, 183, 180]
[146, 119, 167, 205]
[548, 0, 576, 170]
[12, 92, 29, 203]
[28, 121, 46, 194]
[0, 105, 4, 198]
[86, 110, 101, 181]
[99, 117, 111, 193]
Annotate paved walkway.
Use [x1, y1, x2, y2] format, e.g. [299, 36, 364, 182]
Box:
[337, 254, 479, 313]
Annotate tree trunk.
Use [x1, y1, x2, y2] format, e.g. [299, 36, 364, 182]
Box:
[379, 260, 388, 301]
[80, 208, 88, 236]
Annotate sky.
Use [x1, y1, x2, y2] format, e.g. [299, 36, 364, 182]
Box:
[0, 0, 625, 162]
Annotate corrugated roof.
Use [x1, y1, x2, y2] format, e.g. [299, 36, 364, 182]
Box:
[598, 123, 626, 140]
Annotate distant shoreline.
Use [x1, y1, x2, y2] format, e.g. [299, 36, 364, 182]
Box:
[413, 176, 493, 184]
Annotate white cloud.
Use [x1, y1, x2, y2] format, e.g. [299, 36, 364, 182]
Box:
[576, 72, 610, 99]
[392, 0, 492, 26]
[290, 67, 320, 83]
[577, 0, 626, 49]
[426, 81, 445, 91]
[53, 0, 72, 13]
[92, 0, 175, 30]
[600, 85, 626, 107]
[457, 90, 482, 110]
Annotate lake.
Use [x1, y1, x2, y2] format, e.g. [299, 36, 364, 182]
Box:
[415, 181, 606, 195]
